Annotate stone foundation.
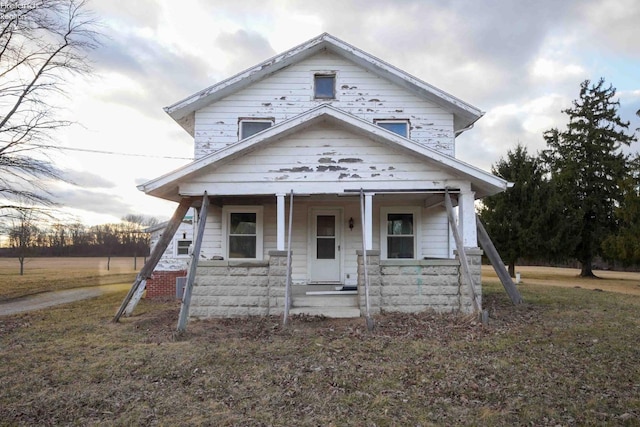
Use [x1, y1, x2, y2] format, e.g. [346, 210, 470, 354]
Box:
[189, 250, 288, 318]
[358, 249, 482, 314]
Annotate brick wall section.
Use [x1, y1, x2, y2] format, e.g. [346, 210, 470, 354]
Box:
[188, 251, 289, 318]
[146, 270, 187, 299]
[359, 249, 483, 314]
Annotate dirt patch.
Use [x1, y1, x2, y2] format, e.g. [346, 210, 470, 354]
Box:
[131, 292, 539, 347]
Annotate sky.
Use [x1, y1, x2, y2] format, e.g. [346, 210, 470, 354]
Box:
[44, 0, 640, 226]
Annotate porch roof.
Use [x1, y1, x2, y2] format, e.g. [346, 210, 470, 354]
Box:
[138, 105, 509, 202]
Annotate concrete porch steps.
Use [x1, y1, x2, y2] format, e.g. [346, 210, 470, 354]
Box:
[289, 306, 361, 318]
[290, 290, 360, 318]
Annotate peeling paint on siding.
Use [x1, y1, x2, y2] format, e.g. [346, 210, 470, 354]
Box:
[318, 157, 336, 164]
[271, 166, 314, 173]
[338, 158, 363, 163]
[316, 165, 347, 172]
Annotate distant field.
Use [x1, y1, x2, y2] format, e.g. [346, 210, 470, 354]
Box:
[0, 257, 139, 301]
[482, 265, 640, 296]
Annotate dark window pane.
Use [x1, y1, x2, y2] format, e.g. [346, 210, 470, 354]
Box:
[317, 238, 335, 259]
[241, 121, 271, 139]
[387, 236, 414, 259]
[316, 215, 335, 237]
[177, 240, 191, 255]
[230, 213, 256, 234]
[229, 236, 256, 258]
[314, 75, 335, 99]
[387, 214, 413, 235]
[378, 122, 408, 137]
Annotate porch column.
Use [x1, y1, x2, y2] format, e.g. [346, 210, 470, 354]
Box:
[459, 189, 478, 248]
[276, 193, 285, 251]
[365, 192, 373, 250]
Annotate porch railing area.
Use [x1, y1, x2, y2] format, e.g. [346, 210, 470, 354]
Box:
[357, 249, 483, 315]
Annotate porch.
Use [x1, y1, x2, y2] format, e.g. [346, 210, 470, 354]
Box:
[186, 248, 482, 319]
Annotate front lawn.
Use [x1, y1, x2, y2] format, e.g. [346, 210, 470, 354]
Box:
[1, 277, 639, 425]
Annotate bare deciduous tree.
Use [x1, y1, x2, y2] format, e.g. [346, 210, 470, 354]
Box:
[0, 0, 99, 215]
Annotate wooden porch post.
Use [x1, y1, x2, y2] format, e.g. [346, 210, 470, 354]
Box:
[113, 197, 193, 322]
[283, 190, 294, 326]
[444, 190, 481, 313]
[276, 193, 285, 251]
[364, 192, 373, 251]
[459, 189, 478, 248]
[360, 189, 374, 331]
[176, 192, 210, 332]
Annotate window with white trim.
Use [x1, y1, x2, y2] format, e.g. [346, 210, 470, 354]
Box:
[375, 119, 410, 138]
[176, 239, 192, 257]
[239, 119, 273, 140]
[314, 73, 336, 99]
[380, 207, 421, 259]
[222, 206, 264, 260]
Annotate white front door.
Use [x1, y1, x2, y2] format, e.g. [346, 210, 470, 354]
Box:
[309, 209, 342, 283]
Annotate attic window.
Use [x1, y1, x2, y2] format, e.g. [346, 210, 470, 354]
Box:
[239, 119, 273, 139]
[314, 73, 336, 99]
[375, 120, 410, 138]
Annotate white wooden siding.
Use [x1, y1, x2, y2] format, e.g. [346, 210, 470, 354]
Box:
[194, 50, 455, 158]
[198, 197, 450, 285]
[185, 122, 460, 197]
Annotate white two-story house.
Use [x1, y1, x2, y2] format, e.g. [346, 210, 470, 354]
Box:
[138, 33, 508, 319]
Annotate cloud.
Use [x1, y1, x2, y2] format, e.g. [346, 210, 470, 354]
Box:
[52, 188, 135, 218]
[60, 169, 117, 189]
[89, 24, 213, 114]
[91, 0, 163, 29]
[213, 30, 277, 76]
[580, 0, 640, 57]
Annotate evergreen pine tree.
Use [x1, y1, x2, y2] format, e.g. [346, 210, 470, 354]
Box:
[479, 144, 550, 277]
[542, 78, 636, 277]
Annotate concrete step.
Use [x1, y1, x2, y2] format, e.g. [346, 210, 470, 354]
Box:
[292, 294, 358, 308]
[289, 306, 361, 318]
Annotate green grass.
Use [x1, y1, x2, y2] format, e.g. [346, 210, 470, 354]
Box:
[0, 257, 138, 301]
[1, 278, 639, 426]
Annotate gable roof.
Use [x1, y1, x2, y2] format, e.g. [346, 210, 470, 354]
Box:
[165, 33, 484, 136]
[139, 104, 507, 201]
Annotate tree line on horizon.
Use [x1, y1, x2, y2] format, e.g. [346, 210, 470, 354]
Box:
[0, 214, 159, 274]
[480, 78, 639, 277]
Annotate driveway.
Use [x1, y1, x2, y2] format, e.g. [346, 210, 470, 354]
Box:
[0, 283, 131, 316]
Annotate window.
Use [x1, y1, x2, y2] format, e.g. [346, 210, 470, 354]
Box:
[381, 207, 420, 259]
[314, 73, 336, 99]
[239, 119, 273, 139]
[176, 239, 192, 257]
[222, 206, 264, 260]
[375, 120, 410, 138]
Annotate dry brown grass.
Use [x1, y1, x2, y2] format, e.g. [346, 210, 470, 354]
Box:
[0, 257, 138, 301]
[1, 274, 639, 425]
[482, 265, 640, 296]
